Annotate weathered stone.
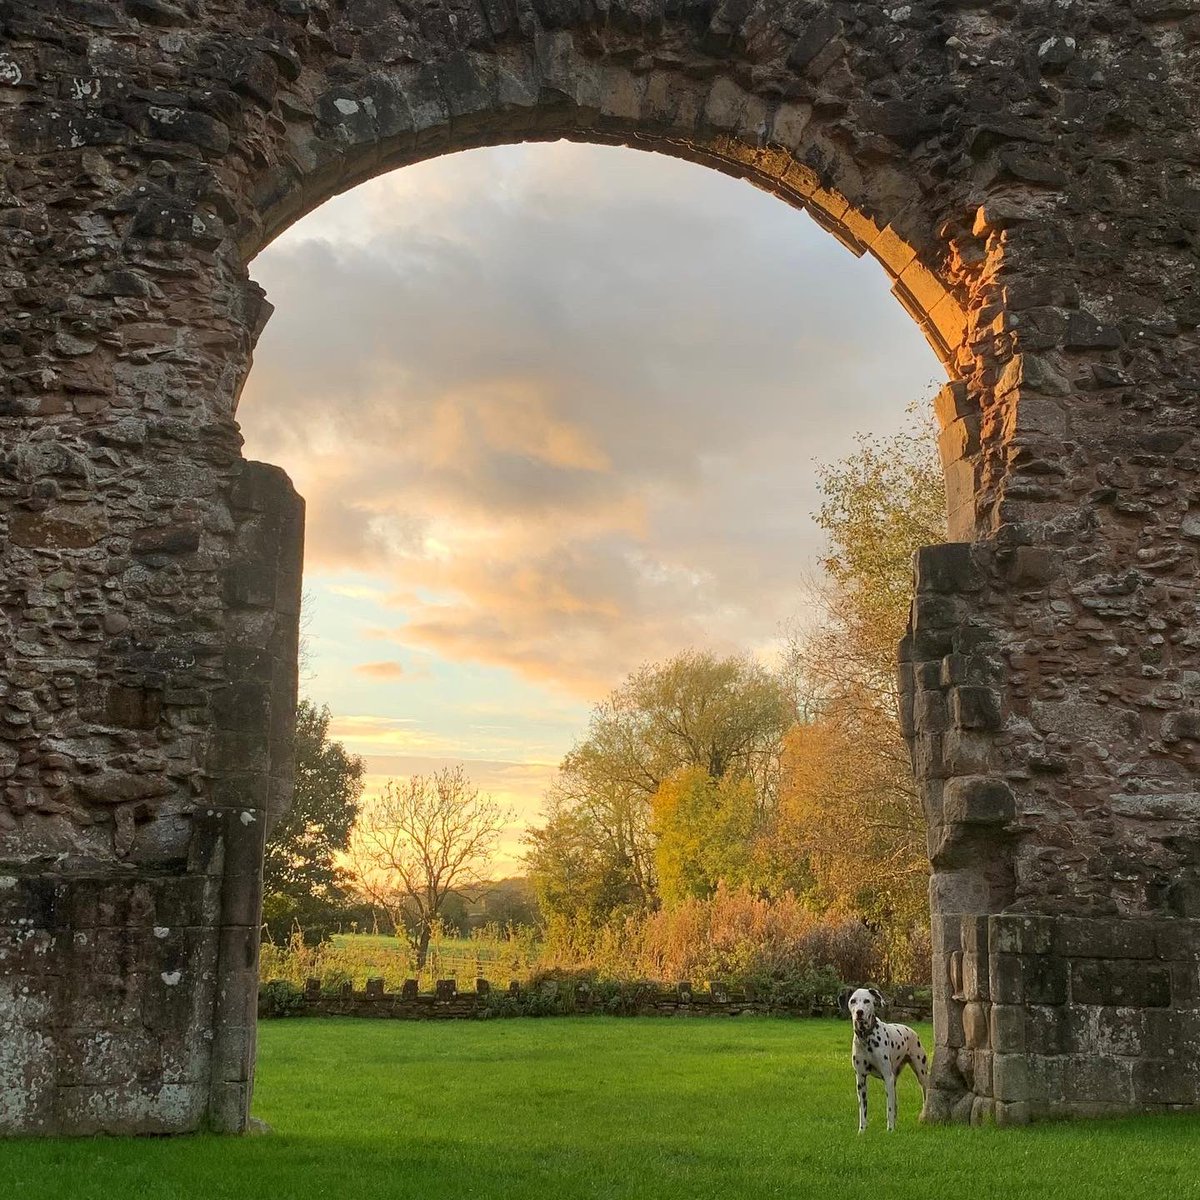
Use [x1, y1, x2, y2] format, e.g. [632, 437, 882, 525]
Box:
[9, 511, 105, 549]
[1065, 312, 1122, 350]
[75, 772, 172, 805]
[1070, 961, 1172, 1009]
[943, 777, 1014, 826]
[951, 687, 1003, 732]
[131, 525, 202, 556]
[914, 543, 982, 595]
[1132, 1059, 1199, 1106]
[963, 1001, 989, 1048]
[1001, 547, 1061, 587]
[105, 685, 162, 731]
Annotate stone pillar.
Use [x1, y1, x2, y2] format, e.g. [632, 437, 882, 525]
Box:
[902, 541, 1200, 1123]
[206, 462, 303, 1132]
[0, 462, 301, 1135]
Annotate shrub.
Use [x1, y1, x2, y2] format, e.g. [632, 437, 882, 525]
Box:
[474, 972, 663, 1020]
[260, 979, 306, 1017]
[630, 884, 881, 987]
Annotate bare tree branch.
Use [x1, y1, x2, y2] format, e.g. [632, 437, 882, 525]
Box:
[347, 765, 513, 969]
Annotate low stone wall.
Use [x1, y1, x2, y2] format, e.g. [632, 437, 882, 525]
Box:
[259, 978, 933, 1025]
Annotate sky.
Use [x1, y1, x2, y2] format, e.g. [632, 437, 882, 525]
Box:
[238, 140, 942, 867]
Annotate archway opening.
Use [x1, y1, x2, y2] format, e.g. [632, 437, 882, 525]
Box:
[238, 133, 947, 1048]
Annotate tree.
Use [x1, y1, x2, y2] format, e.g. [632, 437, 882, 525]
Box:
[262, 699, 365, 941]
[561, 650, 795, 814]
[650, 766, 758, 907]
[779, 410, 945, 975]
[349, 765, 512, 969]
[467, 877, 540, 930]
[774, 702, 928, 922]
[801, 410, 947, 699]
[526, 651, 796, 925]
[525, 788, 655, 930]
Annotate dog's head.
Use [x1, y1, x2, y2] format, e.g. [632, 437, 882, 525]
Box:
[845, 986, 886, 1035]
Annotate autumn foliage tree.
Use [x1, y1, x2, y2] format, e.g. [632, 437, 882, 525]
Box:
[779, 411, 945, 975]
[525, 786, 655, 930]
[650, 767, 758, 907]
[526, 651, 795, 925]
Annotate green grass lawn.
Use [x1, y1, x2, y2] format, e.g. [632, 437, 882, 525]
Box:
[329, 931, 517, 965]
[6, 1018, 1199, 1199]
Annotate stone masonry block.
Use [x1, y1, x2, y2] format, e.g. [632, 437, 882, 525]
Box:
[963, 1001, 989, 1048]
[945, 777, 1015, 825]
[915, 689, 948, 734]
[1024, 957, 1068, 1006]
[994, 1100, 1030, 1126]
[952, 687, 1003, 732]
[207, 1080, 251, 1135]
[933, 380, 972, 427]
[1064, 1056, 1133, 1106]
[1132, 1059, 1199, 1106]
[989, 954, 1024, 1004]
[960, 914, 985, 955]
[988, 1003, 1027, 1051]
[990, 914, 1054, 955]
[914, 543, 981, 594]
[992, 1053, 1029, 1103]
[914, 592, 959, 634]
[1022, 1005, 1067, 1056]
[1155, 920, 1200, 961]
[1056, 917, 1163, 960]
[937, 998, 966, 1050]
[971, 1049, 993, 1097]
[962, 950, 989, 1001]
[1027, 1052, 1067, 1104]
[1070, 960, 1171, 1008]
[1065, 1005, 1145, 1058]
[1168, 962, 1200, 1008]
[939, 653, 995, 687]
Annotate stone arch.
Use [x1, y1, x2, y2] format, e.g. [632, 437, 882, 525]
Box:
[247, 63, 967, 368]
[0, 1, 1198, 1136]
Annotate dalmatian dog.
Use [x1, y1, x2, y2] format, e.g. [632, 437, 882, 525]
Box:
[839, 986, 928, 1132]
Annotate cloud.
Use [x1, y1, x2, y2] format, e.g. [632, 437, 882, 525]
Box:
[354, 660, 406, 680]
[330, 713, 565, 761]
[241, 141, 941, 702]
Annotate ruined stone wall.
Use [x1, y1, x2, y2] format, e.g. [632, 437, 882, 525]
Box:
[0, 0, 1197, 1132]
[259, 978, 935, 1025]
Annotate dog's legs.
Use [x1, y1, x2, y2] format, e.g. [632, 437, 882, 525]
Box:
[884, 1069, 898, 1131]
[908, 1041, 930, 1094]
[856, 1068, 868, 1133]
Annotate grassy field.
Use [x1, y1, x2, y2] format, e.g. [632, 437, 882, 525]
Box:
[260, 930, 540, 991]
[6, 1018, 1199, 1199]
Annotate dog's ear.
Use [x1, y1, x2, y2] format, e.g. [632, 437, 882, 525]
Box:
[837, 988, 851, 1017]
[868, 987, 887, 1009]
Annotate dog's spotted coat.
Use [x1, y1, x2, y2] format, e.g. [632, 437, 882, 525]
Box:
[842, 987, 928, 1132]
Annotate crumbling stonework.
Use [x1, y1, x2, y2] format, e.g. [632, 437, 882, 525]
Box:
[0, 0, 1196, 1133]
[259, 978, 935, 1023]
